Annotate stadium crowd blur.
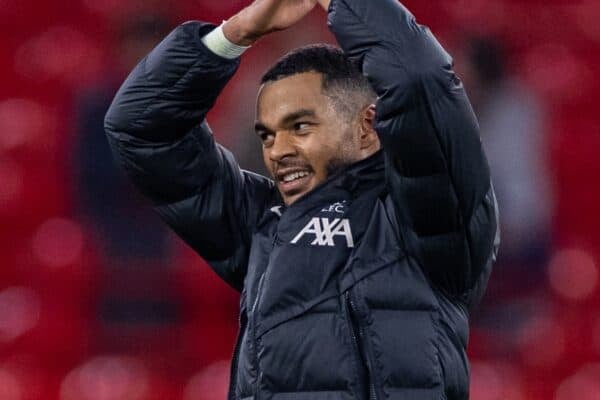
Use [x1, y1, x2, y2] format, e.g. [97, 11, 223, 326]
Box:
[1, 0, 599, 399]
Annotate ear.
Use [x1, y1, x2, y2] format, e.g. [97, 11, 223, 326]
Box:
[359, 104, 380, 151]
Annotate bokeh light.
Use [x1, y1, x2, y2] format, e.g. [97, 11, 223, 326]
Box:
[0, 287, 41, 343]
[60, 356, 149, 400]
[548, 248, 598, 302]
[555, 363, 600, 400]
[183, 360, 230, 400]
[517, 313, 566, 368]
[14, 26, 102, 86]
[0, 367, 22, 400]
[470, 360, 525, 400]
[0, 99, 54, 152]
[30, 218, 84, 268]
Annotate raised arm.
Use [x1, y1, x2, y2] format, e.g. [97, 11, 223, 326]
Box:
[104, 2, 319, 290]
[324, 0, 499, 305]
[104, 21, 263, 290]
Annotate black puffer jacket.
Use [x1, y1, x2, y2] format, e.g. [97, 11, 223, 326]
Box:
[104, 0, 499, 399]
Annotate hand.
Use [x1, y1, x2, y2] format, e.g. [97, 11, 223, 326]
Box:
[316, 0, 331, 10]
[224, 0, 318, 46]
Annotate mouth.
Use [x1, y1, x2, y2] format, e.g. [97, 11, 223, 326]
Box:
[276, 168, 314, 197]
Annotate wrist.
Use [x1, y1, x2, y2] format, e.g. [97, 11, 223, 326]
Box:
[202, 22, 251, 59]
[223, 15, 261, 46]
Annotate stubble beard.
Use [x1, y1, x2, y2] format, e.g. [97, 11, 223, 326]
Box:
[325, 133, 359, 177]
[325, 155, 353, 177]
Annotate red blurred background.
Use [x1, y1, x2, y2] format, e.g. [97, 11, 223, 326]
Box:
[1, 0, 599, 399]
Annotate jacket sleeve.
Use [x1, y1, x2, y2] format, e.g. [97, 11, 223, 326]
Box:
[104, 21, 276, 291]
[328, 0, 500, 306]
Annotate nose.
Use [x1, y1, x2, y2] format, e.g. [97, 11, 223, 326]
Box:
[268, 131, 296, 162]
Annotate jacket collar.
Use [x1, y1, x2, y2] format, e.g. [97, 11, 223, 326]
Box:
[275, 150, 385, 220]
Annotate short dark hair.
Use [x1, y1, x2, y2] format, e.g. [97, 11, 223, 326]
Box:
[261, 44, 376, 117]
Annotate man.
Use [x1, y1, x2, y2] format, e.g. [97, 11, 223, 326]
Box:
[105, 0, 499, 399]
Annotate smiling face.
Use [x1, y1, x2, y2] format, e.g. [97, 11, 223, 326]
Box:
[256, 72, 363, 205]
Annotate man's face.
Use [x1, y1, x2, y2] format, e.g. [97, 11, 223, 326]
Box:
[256, 72, 360, 205]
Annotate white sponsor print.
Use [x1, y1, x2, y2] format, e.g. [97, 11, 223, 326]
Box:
[291, 217, 354, 248]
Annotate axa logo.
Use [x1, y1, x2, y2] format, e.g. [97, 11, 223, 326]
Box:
[291, 218, 354, 248]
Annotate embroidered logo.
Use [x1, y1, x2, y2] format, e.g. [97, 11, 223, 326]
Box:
[321, 200, 347, 214]
[270, 206, 283, 217]
[291, 217, 354, 248]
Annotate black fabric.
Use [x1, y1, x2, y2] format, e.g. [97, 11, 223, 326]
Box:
[104, 1, 499, 399]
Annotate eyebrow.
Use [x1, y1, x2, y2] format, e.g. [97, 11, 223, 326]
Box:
[255, 108, 317, 133]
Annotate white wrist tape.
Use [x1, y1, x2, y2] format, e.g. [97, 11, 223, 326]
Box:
[201, 22, 250, 59]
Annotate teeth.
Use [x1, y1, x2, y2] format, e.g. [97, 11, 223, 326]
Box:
[283, 171, 309, 182]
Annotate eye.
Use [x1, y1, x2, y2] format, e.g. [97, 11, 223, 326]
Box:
[259, 131, 275, 147]
[293, 122, 312, 133]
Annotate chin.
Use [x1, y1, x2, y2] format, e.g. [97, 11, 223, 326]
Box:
[283, 193, 302, 206]
[281, 189, 310, 206]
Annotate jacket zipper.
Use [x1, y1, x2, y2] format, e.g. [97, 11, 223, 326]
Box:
[251, 233, 280, 399]
[251, 272, 265, 398]
[345, 291, 378, 400]
[227, 310, 247, 400]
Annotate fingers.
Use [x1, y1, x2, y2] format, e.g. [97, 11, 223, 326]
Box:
[316, 0, 331, 10]
[225, 0, 319, 45]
